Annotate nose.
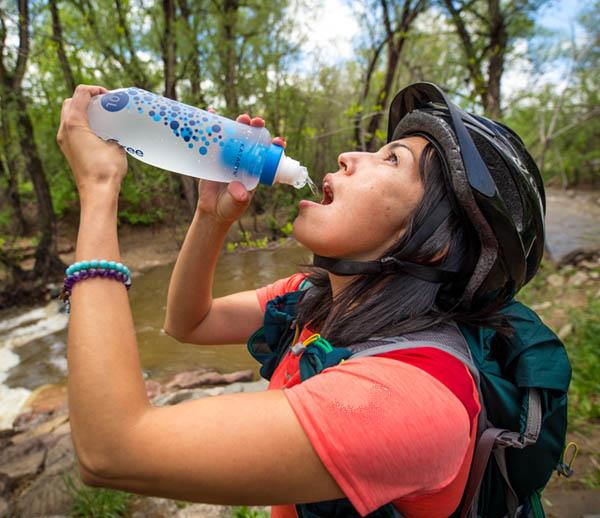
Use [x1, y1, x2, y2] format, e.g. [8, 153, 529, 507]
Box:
[337, 151, 360, 175]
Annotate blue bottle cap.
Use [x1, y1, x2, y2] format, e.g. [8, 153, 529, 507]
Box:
[259, 144, 284, 186]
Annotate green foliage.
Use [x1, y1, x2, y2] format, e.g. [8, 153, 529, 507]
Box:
[231, 506, 270, 518]
[567, 296, 600, 425]
[63, 472, 133, 518]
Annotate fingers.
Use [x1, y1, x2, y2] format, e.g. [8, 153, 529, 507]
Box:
[236, 113, 251, 125]
[70, 84, 107, 116]
[207, 106, 216, 114]
[272, 136, 286, 149]
[250, 116, 265, 128]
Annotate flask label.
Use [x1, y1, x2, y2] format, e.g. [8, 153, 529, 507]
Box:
[101, 92, 129, 112]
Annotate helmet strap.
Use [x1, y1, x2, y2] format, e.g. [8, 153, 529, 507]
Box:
[313, 195, 463, 284]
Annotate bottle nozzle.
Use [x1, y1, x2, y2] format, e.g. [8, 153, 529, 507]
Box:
[275, 155, 309, 188]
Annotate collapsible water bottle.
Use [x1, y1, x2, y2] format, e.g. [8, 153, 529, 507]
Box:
[87, 87, 309, 190]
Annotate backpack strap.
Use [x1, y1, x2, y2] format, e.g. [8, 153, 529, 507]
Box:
[460, 388, 543, 518]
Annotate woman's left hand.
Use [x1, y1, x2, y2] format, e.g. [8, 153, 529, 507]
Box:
[57, 84, 128, 201]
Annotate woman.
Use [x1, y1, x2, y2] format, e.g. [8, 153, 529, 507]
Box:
[57, 82, 545, 517]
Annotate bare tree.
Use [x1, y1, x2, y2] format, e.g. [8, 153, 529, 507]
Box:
[354, 0, 427, 151]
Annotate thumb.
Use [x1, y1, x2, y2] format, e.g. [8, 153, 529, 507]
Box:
[227, 181, 250, 204]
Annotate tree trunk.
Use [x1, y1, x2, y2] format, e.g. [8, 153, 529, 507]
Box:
[49, 0, 76, 92]
[162, 0, 198, 215]
[485, 0, 506, 118]
[15, 91, 64, 276]
[0, 96, 29, 235]
[220, 0, 240, 117]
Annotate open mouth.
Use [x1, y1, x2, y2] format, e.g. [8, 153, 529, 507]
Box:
[321, 180, 334, 205]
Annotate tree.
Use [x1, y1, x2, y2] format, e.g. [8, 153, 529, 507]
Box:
[0, 0, 64, 278]
[353, 0, 428, 151]
[440, 0, 548, 118]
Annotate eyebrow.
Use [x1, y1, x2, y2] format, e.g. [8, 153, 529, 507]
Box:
[386, 141, 416, 162]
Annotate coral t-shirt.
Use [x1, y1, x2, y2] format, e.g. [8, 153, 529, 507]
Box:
[255, 274, 480, 518]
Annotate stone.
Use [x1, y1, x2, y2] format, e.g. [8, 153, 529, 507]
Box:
[568, 271, 589, 287]
[22, 384, 68, 416]
[558, 323, 573, 340]
[166, 369, 253, 390]
[220, 379, 269, 394]
[547, 274, 565, 288]
[11, 414, 69, 445]
[44, 434, 75, 476]
[130, 496, 180, 518]
[589, 271, 599, 279]
[531, 301, 552, 311]
[152, 389, 212, 406]
[165, 368, 216, 389]
[14, 467, 80, 517]
[176, 503, 236, 517]
[145, 379, 163, 399]
[0, 438, 45, 485]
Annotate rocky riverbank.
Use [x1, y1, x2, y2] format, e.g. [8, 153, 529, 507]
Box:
[0, 369, 270, 517]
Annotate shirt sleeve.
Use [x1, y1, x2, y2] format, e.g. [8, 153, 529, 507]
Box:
[255, 273, 307, 311]
[282, 356, 471, 516]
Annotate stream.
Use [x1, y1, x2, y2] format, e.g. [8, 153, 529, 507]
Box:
[1, 188, 599, 429]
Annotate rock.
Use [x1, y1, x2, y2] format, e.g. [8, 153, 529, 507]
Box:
[220, 379, 269, 394]
[22, 384, 68, 416]
[176, 503, 237, 517]
[589, 271, 599, 279]
[568, 271, 589, 287]
[152, 389, 213, 406]
[152, 379, 268, 406]
[547, 274, 565, 288]
[0, 497, 8, 518]
[531, 301, 552, 311]
[558, 323, 573, 340]
[145, 379, 163, 399]
[129, 496, 180, 518]
[0, 439, 46, 487]
[14, 467, 80, 517]
[44, 434, 75, 476]
[166, 369, 253, 390]
[11, 414, 69, 445]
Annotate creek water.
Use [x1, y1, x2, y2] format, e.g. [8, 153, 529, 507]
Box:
[1, 189, 599, 429]
[0, 245, 312, 429]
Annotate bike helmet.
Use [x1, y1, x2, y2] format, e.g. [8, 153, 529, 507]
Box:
[314, 82, 546, 307]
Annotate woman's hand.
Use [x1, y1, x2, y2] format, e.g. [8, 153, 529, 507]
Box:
[197, 112, 286, 224]
[56, 84, 128, 202]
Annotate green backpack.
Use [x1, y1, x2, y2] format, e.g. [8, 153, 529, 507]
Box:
[247, 283, 572, 518]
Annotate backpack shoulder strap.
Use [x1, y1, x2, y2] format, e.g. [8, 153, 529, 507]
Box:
[347, 322, 479, 386]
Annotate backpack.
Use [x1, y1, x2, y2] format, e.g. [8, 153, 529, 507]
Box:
[247, 281, 572, 518]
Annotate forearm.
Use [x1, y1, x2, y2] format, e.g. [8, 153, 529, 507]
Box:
[163, 209, 231, 340]
[67, 191, 149, 471]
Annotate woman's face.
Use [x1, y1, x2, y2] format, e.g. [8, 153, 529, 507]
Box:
[293, 136, 428, 260]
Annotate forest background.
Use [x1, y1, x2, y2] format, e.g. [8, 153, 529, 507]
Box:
[0, 0, 598, 304]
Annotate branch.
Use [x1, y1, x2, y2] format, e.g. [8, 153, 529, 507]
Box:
[49, 0, 76, 92]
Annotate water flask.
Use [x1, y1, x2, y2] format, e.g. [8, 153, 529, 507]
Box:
[87, 87, 309, 190]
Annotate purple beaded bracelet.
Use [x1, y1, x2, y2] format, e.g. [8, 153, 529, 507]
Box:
[60, 267, 132, 313]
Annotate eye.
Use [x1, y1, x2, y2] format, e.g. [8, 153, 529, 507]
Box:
[383, 152, 398, 165]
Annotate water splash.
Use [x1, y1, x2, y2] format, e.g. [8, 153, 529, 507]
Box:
[305, 175, 320, 199]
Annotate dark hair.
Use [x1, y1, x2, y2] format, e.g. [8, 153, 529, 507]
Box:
[296, 144, 509, 347]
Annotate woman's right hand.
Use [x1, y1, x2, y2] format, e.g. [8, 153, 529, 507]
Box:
[197, 112, 286, 224]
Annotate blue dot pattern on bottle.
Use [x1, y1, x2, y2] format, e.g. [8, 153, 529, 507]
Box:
[124, 87, 226, 154]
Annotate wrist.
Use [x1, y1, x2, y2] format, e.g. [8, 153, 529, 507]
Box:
[195, 207, 235, 230]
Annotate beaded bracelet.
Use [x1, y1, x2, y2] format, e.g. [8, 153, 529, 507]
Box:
[60, 260, 132, 313]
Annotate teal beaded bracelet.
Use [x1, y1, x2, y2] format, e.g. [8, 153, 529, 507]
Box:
[65, 259, 131, 278]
